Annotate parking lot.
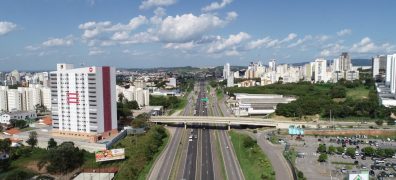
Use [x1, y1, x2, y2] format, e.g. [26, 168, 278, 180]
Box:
[283, 135, 396, 180]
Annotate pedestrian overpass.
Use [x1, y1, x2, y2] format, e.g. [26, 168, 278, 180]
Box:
[150, 116, 325, 129]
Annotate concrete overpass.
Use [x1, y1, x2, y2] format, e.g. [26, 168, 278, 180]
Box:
[150, 116, 342, 130]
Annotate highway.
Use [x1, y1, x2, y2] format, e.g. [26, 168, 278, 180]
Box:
[211, 87, 245, 180]
[182, 81, 214, 180]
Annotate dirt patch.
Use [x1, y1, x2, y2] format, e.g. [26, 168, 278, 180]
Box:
[305, 129, 396, 136]
[24, 161, 47, 174]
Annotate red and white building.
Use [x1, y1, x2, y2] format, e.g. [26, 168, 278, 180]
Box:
[50, 64, 117, 142]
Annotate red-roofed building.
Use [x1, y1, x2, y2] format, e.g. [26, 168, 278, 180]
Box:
[3, 128, 21, 135]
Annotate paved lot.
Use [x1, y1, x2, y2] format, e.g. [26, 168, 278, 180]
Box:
[285, 135, 396, 180]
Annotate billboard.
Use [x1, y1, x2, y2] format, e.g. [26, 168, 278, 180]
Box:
[348, 173, 369, 180]
[95, 148, 125, 162]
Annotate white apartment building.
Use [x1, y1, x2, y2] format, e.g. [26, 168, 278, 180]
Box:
[25, 86, 42, 111]
[50, 64, 117, 142]
[223, 63, 230, 80]
[372, 55, 387, 78]
[387, 54, 396, 94]
[0, 86, 7, 112]
[227, 71, 234, 87]
[7, 89, 22, 111]
[314, 59, 328, 83]
[116, 85, 149, 107]
[41, 87, 52, 110]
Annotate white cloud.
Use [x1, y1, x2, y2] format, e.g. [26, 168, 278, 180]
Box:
[350, 37, 378, 53]
[316, 35, 330, 42]
[280, 33, 297, 43]
[164, 42, 196, 50]
[88, 47, 105, 56]
[111, 31, 129, 41]
[246, 37, 271, 50]
[157, 13, 232, 43]
[42, 35, 74, 47]
[226, 11, 238, 21]
[207, 32, 250, 53]
[287, 35, 312, 48]
[202, 0, 233, 12]
[79, 16, 147, 40]
[337, 29, 352, 36]
[139, 0, 177, 10]
[0, 21, 17, 36]
[320, 43, 345, 57]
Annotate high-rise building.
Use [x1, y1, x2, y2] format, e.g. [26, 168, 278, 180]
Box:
[227, 71, 234, 87]
[339, 52, 352, 71]
[10, 70, 20, 83]
[40, 87, 52, 110]
[50, 64, 118, 142]
[387, 54, 396, 94]
[314, 59, 328, 83]
[7, 89, 22, 111]
[268, 59, 276, 72]
[223, 63, 230, 80]
[25, 86, 42, 111]
[372, 55, 387, 79]
[0, 86, 7, 112]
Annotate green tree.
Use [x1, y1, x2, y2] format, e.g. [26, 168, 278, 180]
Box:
[375, 120, 384, 126]
[318, 153, 328, 162]
[317, 144, 327, 153]
[345, 147, 356, 157]
[47, 138, 57, 149]
[361, 146, 375, 156]
[26, 131, 38, 148]
[329, 85, 347, 98]
[39, 142, 85, 174]
[328, 145, 336, 154]
[0, 138, 11, 153]
[243, 136, 257, 148]
[336, 146, 344, 154]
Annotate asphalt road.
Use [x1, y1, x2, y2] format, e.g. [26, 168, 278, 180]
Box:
[183, 81, 214, 180]
[210, 87, 245, 180]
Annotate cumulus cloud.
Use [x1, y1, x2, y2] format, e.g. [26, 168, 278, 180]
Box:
[0, 21, 17, 36]
[42, 35, 74, 47]
[207, 32, 250, 54]
[246, 33, 297, 50]
[79, 16, 148, 40]
[26, 35, 75, 51]
[320, 43, 344, 57]
[202, 0, 233, 12]
[88, 47, 105, 56]
[288, 35, 313, 48]
[157, 13, 232, 43]
[350, 37, 378, 53]
[337, 29, 352, 36]
[139, 0, 177, 10]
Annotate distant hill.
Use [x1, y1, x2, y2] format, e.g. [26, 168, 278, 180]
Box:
[351, 59, 371, 66]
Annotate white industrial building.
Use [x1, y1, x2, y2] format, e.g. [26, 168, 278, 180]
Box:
[231, 93, 296, 116]
[50, 64, 118, 142]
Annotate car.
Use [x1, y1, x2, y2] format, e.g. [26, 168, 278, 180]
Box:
[369, 170, 375, 176]
[351, 156, 356, 159]
[354, 160, 359, 165]
[361, 156, 366, 160]
[341, 168, 347, 173]
[361, 165, 367, 169]
[189, 139, 193, 142]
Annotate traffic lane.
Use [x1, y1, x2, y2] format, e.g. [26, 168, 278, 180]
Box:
[183, 128, 199, 180]
[256, 132, 293, 180]
[218, 130, 244, 180]
[201, 128, 214, 180]
[156, 127, 182, 180]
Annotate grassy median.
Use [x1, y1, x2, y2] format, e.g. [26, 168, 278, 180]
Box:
[229, 131, 275, 180]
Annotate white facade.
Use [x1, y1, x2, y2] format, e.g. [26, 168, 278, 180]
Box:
[7, 89, 22, 111]
[0, 86, 7, 112]
[223, 63, 230, 80]
[269, 59, 276, 72]
[314, 59, 328, 83]
[227, 71, 234, 87]
[41, 87, 52, 110]
[50, 64, 117, 135]
[388, 55, 396, 94]
[386, 54, 394, 85]
[25, 86, 42, 111]
[167, 78, 177, 87]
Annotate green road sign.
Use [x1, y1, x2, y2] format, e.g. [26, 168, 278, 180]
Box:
[201, 98, 208, 102]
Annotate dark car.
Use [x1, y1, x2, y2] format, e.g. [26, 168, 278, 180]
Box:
[369, 170, 375, 176]
[361, 156, 366, 160]
[354, 160, 359, 165]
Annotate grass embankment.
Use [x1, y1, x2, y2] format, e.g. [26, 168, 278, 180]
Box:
[346, 86, 370, 100]
[82, 125, 168, 180]
[229, 131, 275, 180]
[0, 148, 47, 179]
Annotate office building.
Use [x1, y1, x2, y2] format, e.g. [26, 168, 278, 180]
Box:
[50, 64, 118, 142]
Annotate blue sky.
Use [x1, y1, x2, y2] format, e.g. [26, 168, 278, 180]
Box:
[0, 0, 395, 71]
